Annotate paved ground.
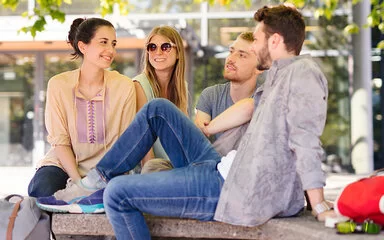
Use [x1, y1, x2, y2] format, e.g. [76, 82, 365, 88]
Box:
[0, 166, 36, 197]
[0, 166, 367, 200]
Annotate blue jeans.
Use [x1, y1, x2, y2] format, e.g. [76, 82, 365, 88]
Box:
[28, 166, 69, 197]
[100, 99, 223, 239]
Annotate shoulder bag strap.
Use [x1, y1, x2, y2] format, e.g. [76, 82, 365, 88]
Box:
[6, 198, 23, 240]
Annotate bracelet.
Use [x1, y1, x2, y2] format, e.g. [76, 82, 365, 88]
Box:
[311, 201, 332, 217]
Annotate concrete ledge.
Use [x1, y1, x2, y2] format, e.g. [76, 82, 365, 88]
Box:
[52, 211, 383, 239]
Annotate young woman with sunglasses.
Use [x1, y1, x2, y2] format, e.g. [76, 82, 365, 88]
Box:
[133, 26, 188, 171]
[27, 18, 136, 197]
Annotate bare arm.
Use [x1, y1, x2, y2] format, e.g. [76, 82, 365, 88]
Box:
[194, 110, 212, 135]
[134, 81, 155, 166]
[55, 146, 81, 181]
[204, 98, 254, 137]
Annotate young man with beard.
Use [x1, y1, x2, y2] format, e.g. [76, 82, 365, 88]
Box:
[37, 5, 331, 239]
[195, 31, 263, 142]
[215, 4, 332, 225]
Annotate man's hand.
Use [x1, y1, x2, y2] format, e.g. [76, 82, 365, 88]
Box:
[202, 122, 211, 137]
[317, 209, 336, 222]
[195, 110, 212, 137]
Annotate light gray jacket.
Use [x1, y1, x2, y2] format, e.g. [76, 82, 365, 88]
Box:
[214, 55, 328, 226]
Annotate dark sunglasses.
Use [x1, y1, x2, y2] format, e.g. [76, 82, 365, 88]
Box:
[146, 42, 176, 53]
[336, 220, 381, 234]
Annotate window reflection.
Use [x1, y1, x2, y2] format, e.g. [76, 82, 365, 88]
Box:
[0, 54, 34, 166]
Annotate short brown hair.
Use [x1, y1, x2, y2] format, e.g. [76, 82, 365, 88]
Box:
[254, 5, 305, 55]
[238, 31, 254, 42]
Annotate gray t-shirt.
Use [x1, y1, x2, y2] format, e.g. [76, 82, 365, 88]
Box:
[196, 82, 233, 141]
[196, 73, 265, 142]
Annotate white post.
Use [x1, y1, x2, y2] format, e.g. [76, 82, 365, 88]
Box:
[350, 1, 374, 173]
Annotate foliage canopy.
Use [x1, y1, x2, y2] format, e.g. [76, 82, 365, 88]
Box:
[2, 0, 383, 47]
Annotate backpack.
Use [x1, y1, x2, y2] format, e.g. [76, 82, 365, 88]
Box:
[0, 194, 52, 240]
[334, 169, 384, 224]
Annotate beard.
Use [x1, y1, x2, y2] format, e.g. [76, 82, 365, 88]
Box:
[256, 43, 272, 71]
[223, 71, 237, 81]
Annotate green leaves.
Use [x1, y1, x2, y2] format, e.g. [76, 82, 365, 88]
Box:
[378, 40, 384, 49]
[99, 0, 130, 16]
[9, 0, 67, 38]
[1, 0, 19, 10]
[379, 23, 384, 33]
[344, 23, 359, 34]
[2, 0, 384, 46]
[19, 16, 47, 38]
[285, 0, 306, 9]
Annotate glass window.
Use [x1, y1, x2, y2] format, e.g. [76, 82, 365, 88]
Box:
[192, 55, 225, 108]
[314, 56, 351, 169]
[208, 18, 255, 46]
[44, 53, 79, 86]
[372, 48, 384, 169]
[0, 53, 35, 166]
[303, 15, 350, 52]
[113, 50, 139, 78]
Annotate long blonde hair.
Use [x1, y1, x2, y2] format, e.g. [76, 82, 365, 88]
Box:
[142, 26, 188, 114]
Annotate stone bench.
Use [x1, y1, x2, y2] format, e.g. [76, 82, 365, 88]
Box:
[52, 211, 383, 239]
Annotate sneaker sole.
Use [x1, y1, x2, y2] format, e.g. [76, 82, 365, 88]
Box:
[37, 202, 104, 214]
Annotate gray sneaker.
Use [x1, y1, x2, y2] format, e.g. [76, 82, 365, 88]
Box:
[53, 178, 97, 203]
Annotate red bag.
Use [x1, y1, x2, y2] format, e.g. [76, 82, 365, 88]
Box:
[335, 171, 384, 224]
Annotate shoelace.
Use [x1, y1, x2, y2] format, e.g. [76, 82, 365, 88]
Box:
[53, 178, 74, 197]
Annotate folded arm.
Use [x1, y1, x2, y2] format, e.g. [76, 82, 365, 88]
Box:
[199, 98, 254, 137]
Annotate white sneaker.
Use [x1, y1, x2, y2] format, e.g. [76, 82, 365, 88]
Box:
[53, 178, 97, 203]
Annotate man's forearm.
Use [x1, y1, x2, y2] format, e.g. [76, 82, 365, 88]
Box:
[206, 98, 254, 135]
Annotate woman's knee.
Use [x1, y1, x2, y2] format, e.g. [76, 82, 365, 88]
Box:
[28, 166, 68, 197]
[147, 98, 174, 112]
[28, 180, 55, 197]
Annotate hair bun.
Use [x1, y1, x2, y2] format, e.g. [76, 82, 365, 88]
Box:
[67, 18, 86, 46]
